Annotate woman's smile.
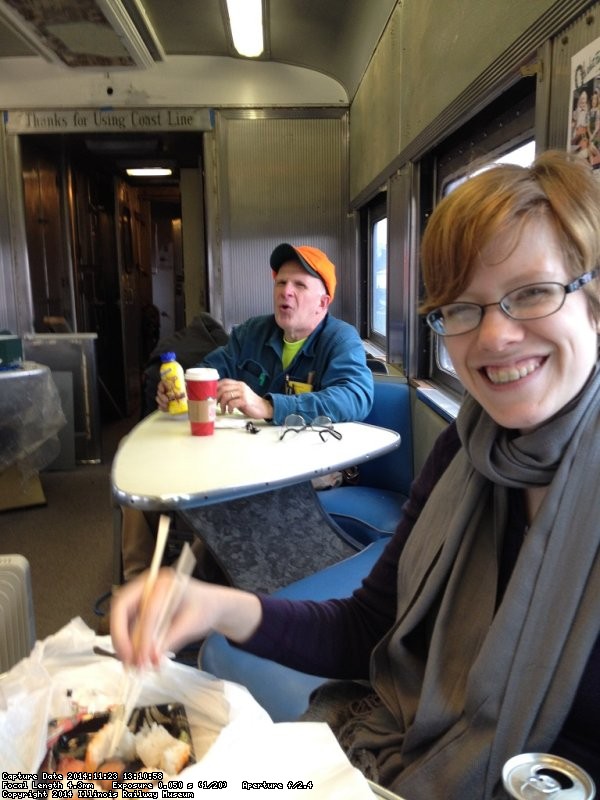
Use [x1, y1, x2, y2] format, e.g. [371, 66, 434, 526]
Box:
[482, 356, 545, 385]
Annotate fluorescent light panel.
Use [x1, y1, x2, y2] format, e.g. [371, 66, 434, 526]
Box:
[126, 167, 172, 176]
[226, 0, 263, 58]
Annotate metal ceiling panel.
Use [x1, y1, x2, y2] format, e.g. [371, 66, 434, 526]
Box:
[0, 9, 37, 55]
[0, 0, 162, 66]
[0, 0, 398, 99]
[142, 0, 229, 55]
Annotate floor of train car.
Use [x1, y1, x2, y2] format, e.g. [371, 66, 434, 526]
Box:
[2, 412, 137, 644]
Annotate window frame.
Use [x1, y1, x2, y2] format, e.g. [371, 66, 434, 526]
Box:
[418, 78, 537, 396]
[431, 136, 537, 395]
[361, 191, 388, 352]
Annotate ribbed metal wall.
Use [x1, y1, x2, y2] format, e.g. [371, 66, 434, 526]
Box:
[0, 122, 17, 331]
[0, 131, 33, 334]
[351, 0, 597, 209]
[212, 111, 350, 331]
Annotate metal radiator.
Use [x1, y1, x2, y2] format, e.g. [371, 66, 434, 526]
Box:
[0, 554, 36, 673]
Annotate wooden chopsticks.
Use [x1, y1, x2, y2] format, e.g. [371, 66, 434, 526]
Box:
[130, 513, 171, 656]
[108, 513, 173, 757]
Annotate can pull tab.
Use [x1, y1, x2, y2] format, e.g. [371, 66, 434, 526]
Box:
[521, 772, 564, 796]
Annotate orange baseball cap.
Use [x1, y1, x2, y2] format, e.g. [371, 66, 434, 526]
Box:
[270, 243, 337, 301]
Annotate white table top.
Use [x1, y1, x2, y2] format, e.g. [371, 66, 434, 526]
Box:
[111, 411, 401, 511]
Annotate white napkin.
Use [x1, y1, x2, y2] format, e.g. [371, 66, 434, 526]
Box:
[0, 661, 51, 772]
[214, 410, 267, 429]
[179, 720, 375, 799]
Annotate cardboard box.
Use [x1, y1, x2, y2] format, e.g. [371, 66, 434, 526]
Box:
[0, 464, 46, 511]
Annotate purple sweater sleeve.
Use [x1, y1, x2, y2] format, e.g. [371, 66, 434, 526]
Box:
[236, 422, 461, 678]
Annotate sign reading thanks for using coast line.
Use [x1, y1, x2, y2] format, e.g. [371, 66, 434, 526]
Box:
[4, 107, 213, 134]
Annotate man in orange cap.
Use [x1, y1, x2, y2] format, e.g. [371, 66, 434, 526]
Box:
[116, 243, 375, 586]
[157, 241, 373, 424]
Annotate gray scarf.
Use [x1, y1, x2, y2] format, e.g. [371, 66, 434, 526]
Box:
[336, 366, 600, 799]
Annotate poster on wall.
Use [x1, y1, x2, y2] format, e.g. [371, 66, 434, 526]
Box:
[569, 36, 600, 171]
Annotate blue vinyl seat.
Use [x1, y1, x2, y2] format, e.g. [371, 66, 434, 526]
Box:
[317, 374, 413, 547]
[198, 538, 388, 722]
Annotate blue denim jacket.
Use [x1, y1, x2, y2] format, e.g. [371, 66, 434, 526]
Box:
[202, 314, 374, 423]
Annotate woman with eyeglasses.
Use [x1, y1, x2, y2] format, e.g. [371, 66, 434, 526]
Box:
[112, 150, 599, 798]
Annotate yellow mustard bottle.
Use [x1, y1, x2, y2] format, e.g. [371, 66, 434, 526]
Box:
[159, 351, 188, 415]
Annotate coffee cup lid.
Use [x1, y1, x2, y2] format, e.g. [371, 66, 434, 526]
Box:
[185, 367, 219, 380]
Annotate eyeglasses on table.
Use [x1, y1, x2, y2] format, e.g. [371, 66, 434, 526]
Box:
[280, 414, 342, 442]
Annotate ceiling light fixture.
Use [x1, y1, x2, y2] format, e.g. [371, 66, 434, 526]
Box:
[226, 0, 264, 58]
[126, 167, 172, 176]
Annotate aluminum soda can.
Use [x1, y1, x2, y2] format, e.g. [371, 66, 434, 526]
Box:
[502, 753, 595, 800]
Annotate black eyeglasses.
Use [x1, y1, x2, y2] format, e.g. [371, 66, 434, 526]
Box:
[425, 268, 600, 337]
[280, 414, 342, 442]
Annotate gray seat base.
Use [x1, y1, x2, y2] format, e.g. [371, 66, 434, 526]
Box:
[181, 481, 357, 594]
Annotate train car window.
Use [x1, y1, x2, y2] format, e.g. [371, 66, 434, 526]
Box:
[420, 77, 537, 397]
[362, 192, 388, 351]
[433, 139, 536, 386]
[371, 217, 388, 340]
[443, 140, 536, 195]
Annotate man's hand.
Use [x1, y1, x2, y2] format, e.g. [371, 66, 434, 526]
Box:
[157, 376, 273, 419]
[217, 379, 273, 419]
[156, 379, 178, 412]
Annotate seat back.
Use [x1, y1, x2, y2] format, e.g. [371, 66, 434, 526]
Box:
[365, 356, 389, 374]
[357, 375, 413, 496]
[199, 538, 388, 721]
[141, 312, 229, 417]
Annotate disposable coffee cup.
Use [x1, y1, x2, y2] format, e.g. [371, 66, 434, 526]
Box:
[185, 368, 219, 436]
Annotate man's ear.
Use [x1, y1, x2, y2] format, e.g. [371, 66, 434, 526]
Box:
[320, 294, 331, 310]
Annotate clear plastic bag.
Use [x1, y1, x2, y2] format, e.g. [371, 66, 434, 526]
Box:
[0, 362, 66, 478]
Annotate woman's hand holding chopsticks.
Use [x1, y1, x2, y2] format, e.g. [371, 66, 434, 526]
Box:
[110, 567, 264, 668]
